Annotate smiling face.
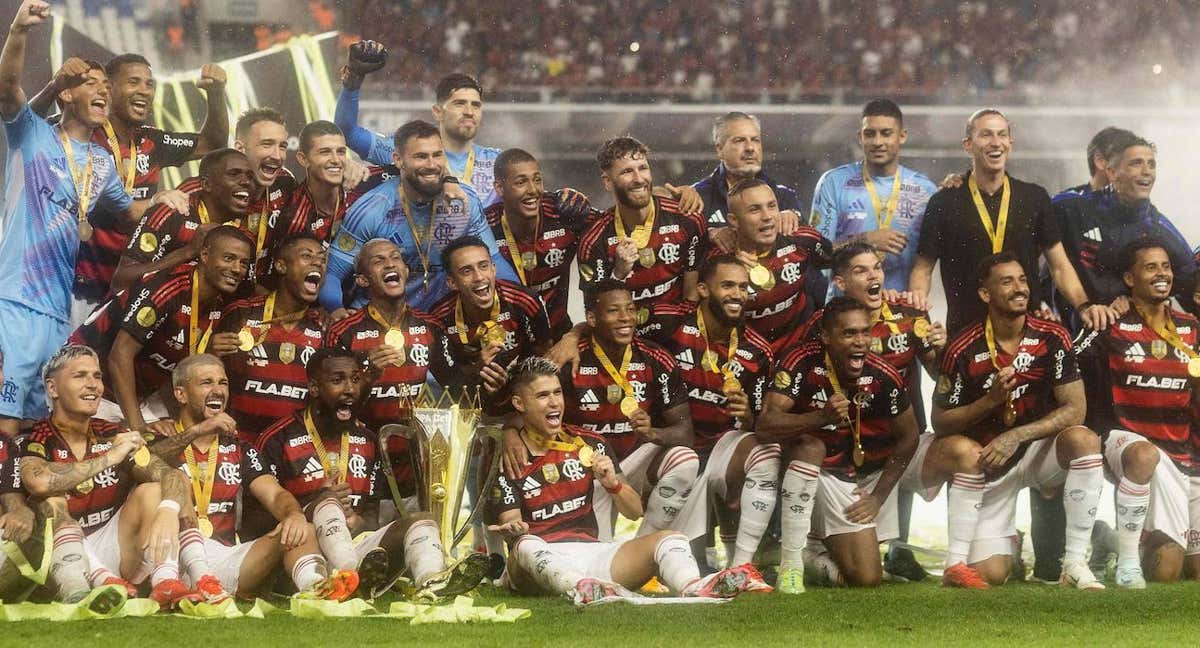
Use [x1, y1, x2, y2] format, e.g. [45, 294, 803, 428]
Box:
[698, 262, 749, 328]
[1107, 145, 1156, 204]
[395, 135, 446, 199]
[602, 153, 654, 210]
[512, 374, 565, 436]
[446, 244, 496, 311]
[236, 119, 289, 188]
[979, 260, 1029, 318]
[821, 308, 873, 379]
[108, 61, 155, 126]
[276, 238, 327, 304]
[202, 153, 255, 216]
[433, 88, 483, 143]
[175, 360, 229, 423]
[60, 67, 111, 128]
[310, 356, 366, 423]
[964, 113, 1011, 176]
[199, 234, 252, 295]
[298, 133, 347, 188]
[728, 184, 779, 249]
[587, 289, 637, 348]
[834, 251, 886, 310]
[717, 118, 762, 178]
[46, 354, 104, 418]
[860, 115, 906, 170]
[497, 160, 544, 220]
[1124, 246, 1172, 304]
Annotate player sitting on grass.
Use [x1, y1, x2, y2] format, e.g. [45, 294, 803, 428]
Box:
[490, 357, 771, 604]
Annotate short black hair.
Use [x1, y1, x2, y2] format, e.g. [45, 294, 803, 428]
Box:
[392, 119, 441, 155]
[440, 235, 489, 273]
[832, 241, 880, 276]
[861, 98, 903, 126]
[1120, 236, 1171, 274]
[821, 296, 871, 331]
[104, 53, 151, 79]
[494, 148, 539, 182]
[584, 279, 631, 312]
[236, 107, 286, 140]
[974, 251, 1023, 287]
[435, 73, 483, 104]
[298, 120, 344, 154]
[275, 233, 324, 258]
[596, 136, 650, 171]
[307, 347, 364, 382]
[1086, 126, 1134, 176]
[509, 356, 561, 393]
[699, 253, 746, 284]
[198, 148, 246, 177]
[202, 224, 254, 252]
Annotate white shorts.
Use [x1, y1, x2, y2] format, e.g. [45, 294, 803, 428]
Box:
[1104, 429, 1200, 555]
[510, 537, 622, 586]
[592, 443, 706, 541]
[82, 507, 151, 585]
[704, 430, 760, 503]
[967, 437, 1067, 563]
[353, 521, 396, 561]
[898, 433, 943, 502]
[812, 470, 900, 541]
[94, 389, 171, 424]
[185, 537, 258, 593]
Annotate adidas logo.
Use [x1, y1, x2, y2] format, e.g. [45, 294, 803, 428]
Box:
[709, 210, 724, 223]
[301, 456, 324, 481]
[522, 476, 540, 491]
[1125, 342, 1146, 361]
[580, 390, 600, 404]
[173, 329, 185, 345]
[1083, 227, 1102, 242]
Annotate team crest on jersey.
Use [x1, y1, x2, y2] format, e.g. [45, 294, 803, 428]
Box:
[542, 463, 560, 484]
[780, 262, 802, 285]
[545, 247, 566, 268]
[774, 371, 792, 389]
[887, 334, 909, 354]
[1012, 352, 1035, 373]
[660, 242, 680, 264]
[1151, 339, 1168, 359]
[139, 232, 158, 253]
[606, 384, 622, 404]
[279, 343, 296, 364]
[337, 232, 356, 252]
[136, 306, 156, 328]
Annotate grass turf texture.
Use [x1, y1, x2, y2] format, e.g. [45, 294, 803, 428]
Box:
[5, 580, 1200, 647]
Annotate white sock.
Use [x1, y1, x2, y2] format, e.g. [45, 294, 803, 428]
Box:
[654, 533, 702, 594]
[50, 524, 90, 600]
[720, 533, 736, 567]
[290, 553, 329, 592]
[731, 444, 781, 566]
[313, 498, 358, 571]
[404, 519, 446, 585]
[1063, 454, 1104, 563]
[638, 447, 700, 536]
[178, 528, 212, 583]
[511, 535, 584, 594]
[1115, 477, 1151, 567]
[148, 558, 180, 587]
[779, 460, 819, 569]
[946, 472, 986, 567]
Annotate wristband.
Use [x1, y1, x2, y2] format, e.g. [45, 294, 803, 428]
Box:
[603, 481, 623, 495]
[157, 500, 182, 514]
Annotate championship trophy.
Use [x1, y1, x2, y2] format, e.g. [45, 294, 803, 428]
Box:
[379, 385, 503, 558]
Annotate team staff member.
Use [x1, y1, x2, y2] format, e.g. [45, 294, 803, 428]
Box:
[1054, 127, 1136, 201]
[909, 109, 1116, 335]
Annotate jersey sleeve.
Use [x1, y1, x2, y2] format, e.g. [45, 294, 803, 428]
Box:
[553, 188, 600, 234]
[241, 444, 269, 485]
[427, 325, 458, 388]
[876, 369, 912, 418]
[124, 208, 179, 264]
[933, 345, 970, 409]
[577, 223, 611, 290]
[466, 197, 520, 284]
[2, 103, 42, 147]
[143, 127, 199, 168]
[746, 348, 773, 415]
[118, 285, 177, 345]
[809, 169, 841, 242]
[0, 439, 21, 495]
[769, 354, 811, 404]
[1032, 186, 1061, 250]
[333, 88, 395, 166]
[655, 355, 686, 412]
[636, 304, 680, 344]
[1047, 327, 1080, 385]
[683, 213, 706, 273]
[255, 433, 285, 479]
[525, 296, 554, 351]
[915, 193, 946, 262]
[496, 472, 520, 514]
[96, 160, 134, 213]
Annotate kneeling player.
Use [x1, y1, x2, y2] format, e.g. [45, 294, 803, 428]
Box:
[253, 348, 485, 599]
[491, 358, 770, 602]
[152, 354, 355, 600]
[0, 434, 43, 603]
[759, 297, 919, 588]
[1075, 239, 1200, 586]
[20, 346, 199, 608]
[932, 253, 1104, 589]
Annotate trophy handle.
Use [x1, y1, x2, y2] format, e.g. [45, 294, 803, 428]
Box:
[452, 424, 505, 548]
[378, 420, 430, 515]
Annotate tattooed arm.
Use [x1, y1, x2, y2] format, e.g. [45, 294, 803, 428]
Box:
[131, 454, 188, 563]
[150, 413, 237, 467]
[0, 492, 34, 542]
[131, 454, 191, 510]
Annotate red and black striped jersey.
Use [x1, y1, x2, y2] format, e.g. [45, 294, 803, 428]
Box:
[74, 126, 200, 302]
[639, 302, 773, 457]
[266, 168, 392, 251]
[726, 228, 833, 355]
[1075, 309, 1200, 474]
[799, 297, 934, 381]
[123, 192, 256, 267]
[216, 295, 326, 444]
[486, 189, 599, 335]
[496, 427, 614, 543]
[177, 172, 298, 281]
[428, 280, 553, 392]
[22, 419, 134, 534]
[934, 316, 1079, 471]
[771, 341, 910, 480]
[69, 266, 225, 400]
[169, 437, 269, 546]
[0, 435, 21, 495]
[577, 196, 706, 308]
[560, 336, 687, 460]
[254, 412, 383, 512]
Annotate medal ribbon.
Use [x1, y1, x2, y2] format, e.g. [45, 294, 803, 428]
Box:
[968, 173, 1011, 254]
[877, 302, 901, 335]
[459, 147, 476, 186]
[523, 427, 585, 452]
[189, 270, 214, 354]
[454, 291, 501, 344]
[695, 306, 739, 378]
[183, 437, 220, 523]
[1136, 304, 1199, 360]
[593, 341, 635, 398]
[399, 183, 440, 283]
[101, 121, 136, 194]
[303, 408, 350, 484]
[368, 303, 408, 339]
[984, 317, 1024, 424]
[59, 129, 95, 229]
[862, 165, 903, 229]
[613, 200, 656, 248]
[500, 209, 540, 284]
[824, 352, 863, 464]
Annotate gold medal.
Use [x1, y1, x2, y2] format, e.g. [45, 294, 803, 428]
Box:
[761, 272, 776, 291]
[484, 323, 507, 347]
[1188, 357, 1200, 378]
[133, 446, 150, 467]
[79, 220, 94, 242]
[722, 375, 742, 395]
[606, 384, 623, 404]
[852, 444, 865, 467]
[279, 342, 296, 364]
[749, 264, 772, 288]
[521, 251, 538, 269]
[237, 327, 256, 351]
[197, 517, 214, 538]
[912, 317, 930, 339]
[76, 478, 94, 494]
[620, 396, 640, 418]
[577, 445, 594, 468]
[385, 328, 405, 348]
[638, 247, 656, 268]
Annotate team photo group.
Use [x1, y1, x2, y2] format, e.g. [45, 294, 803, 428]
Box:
[1, 0, 1198, 617]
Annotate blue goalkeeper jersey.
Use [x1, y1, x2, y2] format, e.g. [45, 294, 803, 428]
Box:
[0, 104, 131, 321]
[319, 176, 518, 312]
[810, 160, 936, 291]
